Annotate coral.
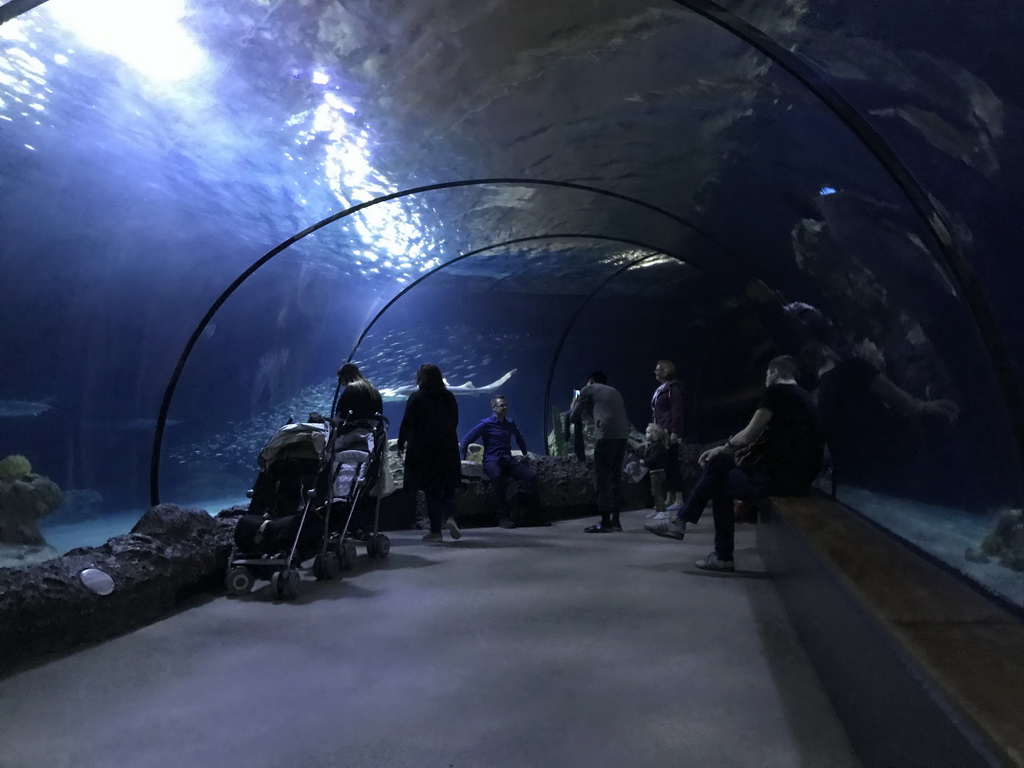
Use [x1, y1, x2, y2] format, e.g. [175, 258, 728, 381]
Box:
[0, 472, 63, 546]
[547, 406, 571, 457]
[965, 509, 1024, 572]
[0, 454, 32, 481]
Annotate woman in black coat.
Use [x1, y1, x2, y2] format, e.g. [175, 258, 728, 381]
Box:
[334, 363, 383, 421]
[397, 364, 462, 541]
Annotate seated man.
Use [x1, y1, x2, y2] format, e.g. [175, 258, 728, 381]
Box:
[460, 394, 538, 528]
[645, 355, 825, 572]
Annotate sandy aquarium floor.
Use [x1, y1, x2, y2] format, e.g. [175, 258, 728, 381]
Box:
[837, 485, 1024, 609]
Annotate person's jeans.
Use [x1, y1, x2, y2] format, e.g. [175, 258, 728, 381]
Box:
[663, 443, 684, 492]
[680, 453, 768, 560]
[593, 438, 627, 524]
[649, 469, 667, 511]
[424, 487, 456, 533]
[483, 456, 537, 520]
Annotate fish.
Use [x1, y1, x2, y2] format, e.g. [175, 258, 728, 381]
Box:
[0, 399, 53, 417]
[117, 418, 183, 430]
[380, 369, 517, 402]
[85, 418, 183, 431]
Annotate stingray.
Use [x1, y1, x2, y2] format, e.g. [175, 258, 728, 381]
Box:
[379, 369, 517, 402]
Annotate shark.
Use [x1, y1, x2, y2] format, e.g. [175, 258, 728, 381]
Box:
[379, 369, 517, 402]
[0, 399, 53, 417]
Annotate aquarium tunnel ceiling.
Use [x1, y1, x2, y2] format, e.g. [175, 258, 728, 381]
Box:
[3, 0, 1024, 478]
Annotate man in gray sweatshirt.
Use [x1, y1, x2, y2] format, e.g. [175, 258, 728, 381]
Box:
[569, 370, 632, 532]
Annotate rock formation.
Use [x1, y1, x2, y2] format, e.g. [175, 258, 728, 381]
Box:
[965, 509, 1024, 572]
[0, 454, 63, 546]
[0, 504, 235, 675]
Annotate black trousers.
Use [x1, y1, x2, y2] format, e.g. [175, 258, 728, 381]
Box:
[593, 438, 627, 524]
[681, 454, 768, 560]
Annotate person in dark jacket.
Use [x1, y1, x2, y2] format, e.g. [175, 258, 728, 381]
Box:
[397, 364, 463, 542]
[334, 363, 384, 421]
[650, 359, 686, 516]
[645, 356, 825, 572]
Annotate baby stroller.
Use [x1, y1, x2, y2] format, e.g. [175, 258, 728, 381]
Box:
[225, 413, 392, 600]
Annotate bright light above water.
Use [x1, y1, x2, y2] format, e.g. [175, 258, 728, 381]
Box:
[294, 92, 438, 281]
[45, 0, 206, 82]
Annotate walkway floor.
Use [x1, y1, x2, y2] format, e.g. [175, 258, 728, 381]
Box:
[0, 510, 860, 768]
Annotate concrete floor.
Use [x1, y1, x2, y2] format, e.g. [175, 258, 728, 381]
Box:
[0, 510, 860, 768]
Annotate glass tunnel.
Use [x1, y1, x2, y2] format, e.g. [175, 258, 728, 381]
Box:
[2, 0, 1023, 615]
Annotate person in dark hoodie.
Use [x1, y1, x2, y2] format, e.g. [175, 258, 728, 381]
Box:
[398, 364, 463, 542]
[334, 363, 383, 421]
[645, 356, 825, 572]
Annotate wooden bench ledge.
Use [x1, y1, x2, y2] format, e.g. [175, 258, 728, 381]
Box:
[769, 495, 1024, 766]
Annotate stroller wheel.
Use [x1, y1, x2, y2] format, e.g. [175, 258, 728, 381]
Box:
[365, 535, 379, 559]
[226, 566, 254, 596]
[271, 571, 283, 599]
[314, 553, 341, 580]
[280, 568, 300, 600]
[324, 552, 341, 580]
[375, 534, 391, 558]
[340, 541, 357, 570]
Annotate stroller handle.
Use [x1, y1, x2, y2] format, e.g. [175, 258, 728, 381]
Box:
[330, 412, 389, 430]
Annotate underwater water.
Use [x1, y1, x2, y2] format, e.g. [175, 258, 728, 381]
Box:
[838, 485, 1024, 610]
[1, 0, 1023, 629]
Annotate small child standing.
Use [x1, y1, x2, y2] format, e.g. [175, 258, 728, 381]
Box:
[638, 423, 670, 518]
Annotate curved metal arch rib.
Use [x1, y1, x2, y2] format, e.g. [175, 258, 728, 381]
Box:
[673, 0, 1024, 489]
[0, 0, 46, 25]
[345, 233, 795, 454]
[344, 232, 740, 364]
[148, 178, 739, 505]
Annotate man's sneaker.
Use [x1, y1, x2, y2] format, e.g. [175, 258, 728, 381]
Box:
[609, 521, 623, 532]
[445, 516, 462, 540]
[695, 552, 735, 572]
[644, 517, 686, 540]
[498, 518, 517, 529]
[422, 531, 443, 542]
[584, 523, 614, 533]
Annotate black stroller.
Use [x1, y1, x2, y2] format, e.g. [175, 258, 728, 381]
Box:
[225, 413, 392, 600]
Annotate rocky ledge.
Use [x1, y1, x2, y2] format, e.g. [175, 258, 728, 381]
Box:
[0, 504, 236, 676]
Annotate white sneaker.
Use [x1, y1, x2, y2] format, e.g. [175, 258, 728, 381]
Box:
[445, 516, 462, 540]
[649, 510, 671, 521]
[695, 552, 735, 572]
[644, 517, 686, 540]
[646, 508, 667, 519]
